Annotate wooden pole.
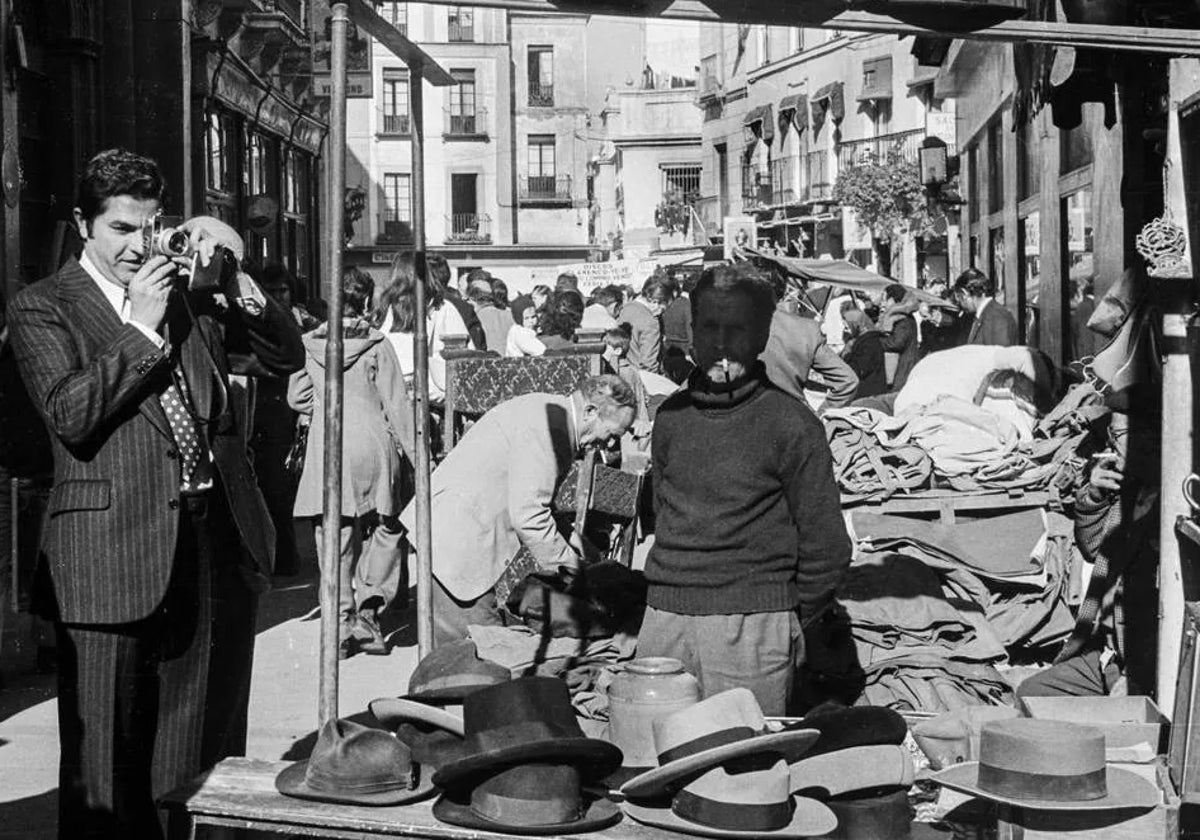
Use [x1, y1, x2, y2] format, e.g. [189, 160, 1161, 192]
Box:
[319, 1, 349, 726]
[410, 66, 435, 657]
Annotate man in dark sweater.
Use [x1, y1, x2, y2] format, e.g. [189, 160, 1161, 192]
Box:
[638, 264, 852, 714]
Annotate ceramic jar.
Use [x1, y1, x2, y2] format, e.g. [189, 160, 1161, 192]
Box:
[607, 657, 701, 767]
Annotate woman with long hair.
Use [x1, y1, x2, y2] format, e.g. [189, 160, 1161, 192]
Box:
[289, 266, 413, 657]
[373, 251, 469, 402]
[536, 290, 584, 350]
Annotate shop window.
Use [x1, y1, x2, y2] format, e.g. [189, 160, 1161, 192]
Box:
[243, 130, 277, 264]
[1019, 212, 1041, 348]
[1060, 121, 1093, 174]
[205, 111, 236, 223]
[1017, 119, 1041, 202]
[987, 119, 1004, 214]
[989, 225, 1006, 305]
[283, 149, 314, 286]
[1063, 189, 1094, 287]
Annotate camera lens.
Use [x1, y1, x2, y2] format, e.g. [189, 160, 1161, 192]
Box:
[163, 229, 190, 256]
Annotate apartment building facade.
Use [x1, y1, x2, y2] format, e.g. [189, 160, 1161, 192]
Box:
[695, 24, 953, 285]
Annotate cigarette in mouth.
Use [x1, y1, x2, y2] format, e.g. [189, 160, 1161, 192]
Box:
[721, 359, 730, 375]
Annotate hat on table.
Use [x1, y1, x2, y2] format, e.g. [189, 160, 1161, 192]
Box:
[368, 697, 466, 772]
[822, 786, 914, 840]
[789, 744, 915, 798]
[622, 757, 837, 839]
[429, 677, 623, 835]
[275, 718, 435, 806]
[782, 704, 908, 757]
[399, 639, 511, 704]
[932, 718, 1160, 811]
[619, 688, 820, 800]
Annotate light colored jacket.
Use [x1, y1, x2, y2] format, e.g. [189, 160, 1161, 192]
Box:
[401, 392, 579, 600]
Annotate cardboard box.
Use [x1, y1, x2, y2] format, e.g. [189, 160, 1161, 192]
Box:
[1021, 695, 1168, 753]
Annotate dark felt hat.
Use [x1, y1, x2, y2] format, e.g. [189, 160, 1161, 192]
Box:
[431, 676, 622, 789]
[402, 640, 511, 703]
[432, 762, 621, 835]
[932, 719, 1160, 811]
[622, 757, 836, 839]
[823, 786, 914, 840]
[784, 705, 908, 758]
[275, 718, 436, 806]
[619, 689, 820, 800]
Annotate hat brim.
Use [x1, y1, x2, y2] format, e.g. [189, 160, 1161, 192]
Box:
[433, 737, 623, 789]
[623, 795, 837, 838]
[433, 790, 621, 835]
[275, 759, 437, 806]
[369, 697, 465, 736]
[619, 730, 821, 800]
[932, 762, 1161, 811]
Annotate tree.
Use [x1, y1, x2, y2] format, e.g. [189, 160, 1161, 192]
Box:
[833, 150, 945, 277]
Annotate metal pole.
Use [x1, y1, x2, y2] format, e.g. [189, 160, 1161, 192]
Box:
[319, 1, 349, 726]
[410, 66, 435, 657]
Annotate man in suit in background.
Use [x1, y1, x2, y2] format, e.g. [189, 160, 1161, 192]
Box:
[7, 148, 304, 838]
[955, 268, 1019, 347]
[402, 374, 636, 645]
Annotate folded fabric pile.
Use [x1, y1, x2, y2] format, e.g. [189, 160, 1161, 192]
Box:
[824, 381, 1109, 498]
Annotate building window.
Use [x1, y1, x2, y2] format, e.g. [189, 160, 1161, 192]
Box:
[1017, 118, 1041, 202]
[871, 100, 892, 137]
[448, 6, 473, 41]
[967, 144, 979, 227]
[283, 149, 313, 285]
[989, 225, 1006, 304]
[1060, 121, 1093, 174]
[1019, 211, 1041, 348]
[987, 119, 1004, 214]
[528, 46, 553, 107]
[382, 68, 410, 134]
[384, 173, 412, 223]
[381, 1, 406, 34]
[206, 112, 229, 194]
[205, 111, 236, 223]
[243, 130, 276, 264]
[448, 69, 477, 134]
[524, 134, 562, 200]
[662, 165, 701, 202]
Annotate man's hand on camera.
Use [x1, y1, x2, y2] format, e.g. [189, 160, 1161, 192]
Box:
[127, 255, 177, 332]
[180, 216, 245, 262]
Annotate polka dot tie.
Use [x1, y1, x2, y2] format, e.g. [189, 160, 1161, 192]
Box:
[160, 381, 207, 493]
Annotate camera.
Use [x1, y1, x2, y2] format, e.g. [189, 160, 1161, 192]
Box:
[142, 215, 231, 292]
[143, 215, 194, 261]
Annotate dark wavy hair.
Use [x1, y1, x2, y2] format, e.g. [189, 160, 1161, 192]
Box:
[77, 148, 166, 225]
[341, 266, 374, 318]
[537, 290, 584, 340]
[374, 251, 447, 333]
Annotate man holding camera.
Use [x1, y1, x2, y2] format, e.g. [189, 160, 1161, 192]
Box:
[7, 148, 304, 838]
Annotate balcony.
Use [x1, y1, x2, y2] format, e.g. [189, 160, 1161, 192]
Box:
[378, 111, 411, 136]
[741, 165, 771, 208]
[446, 213, 491, 243]
[444, 107, 486, 138]
[519, 174, 572, 205]
[805, 151, 832, 202]
[770, 156, 799, 206]
[529, 82, 554, 108]
[837, 128, 925, 171]
[448, 21, 473, 42]
[376, 213, 413, 245]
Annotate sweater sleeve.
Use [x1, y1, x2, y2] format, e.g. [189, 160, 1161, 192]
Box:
[784, 420, 852, 618]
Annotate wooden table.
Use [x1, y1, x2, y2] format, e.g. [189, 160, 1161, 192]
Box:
[842, 487, 1054, 524]
[160, 758, 680, 840]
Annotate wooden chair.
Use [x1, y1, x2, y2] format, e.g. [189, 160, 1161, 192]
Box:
[553, 450, 646, 567]
[440, 338, 603, 457]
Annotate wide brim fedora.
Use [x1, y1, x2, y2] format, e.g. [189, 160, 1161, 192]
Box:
[274, 758, 437, 807]
[623, 795, 836, 839]
[433, 789, 621, 835]
[932, 762, 1161, 812]
[433, 737, 623, 788]
[369, 697, 465, 736]
[619, 729, 820, 800]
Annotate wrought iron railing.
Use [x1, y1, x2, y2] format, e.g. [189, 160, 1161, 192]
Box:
[529, 82, 554, 107]
[805, 151, 832, 202]
[519, 174, 572, 203]
[444, 107, 486, 136]
[836, 128, 925, 171]
[379, 112, 410, 135]
[446, 213, 491, 243]
[770, 156, 799, 206]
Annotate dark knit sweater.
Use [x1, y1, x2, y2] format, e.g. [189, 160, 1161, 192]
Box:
[645, 365, 852, 617]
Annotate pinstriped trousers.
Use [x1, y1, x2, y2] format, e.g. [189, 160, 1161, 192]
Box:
[54, 492, 258, 840]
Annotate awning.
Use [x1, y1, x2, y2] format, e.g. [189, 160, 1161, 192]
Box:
[907, 64, 940, 89]
[742, 248, 958, 309]
[857, 56, 893, 101]
[811, 82, 845, 134]
[779, 93, 808, 135]
[744, 104, 775, 142]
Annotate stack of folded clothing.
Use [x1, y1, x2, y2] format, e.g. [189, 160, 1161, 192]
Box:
[825, 408, 932, 499]
[838, 551, 1012, 712]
